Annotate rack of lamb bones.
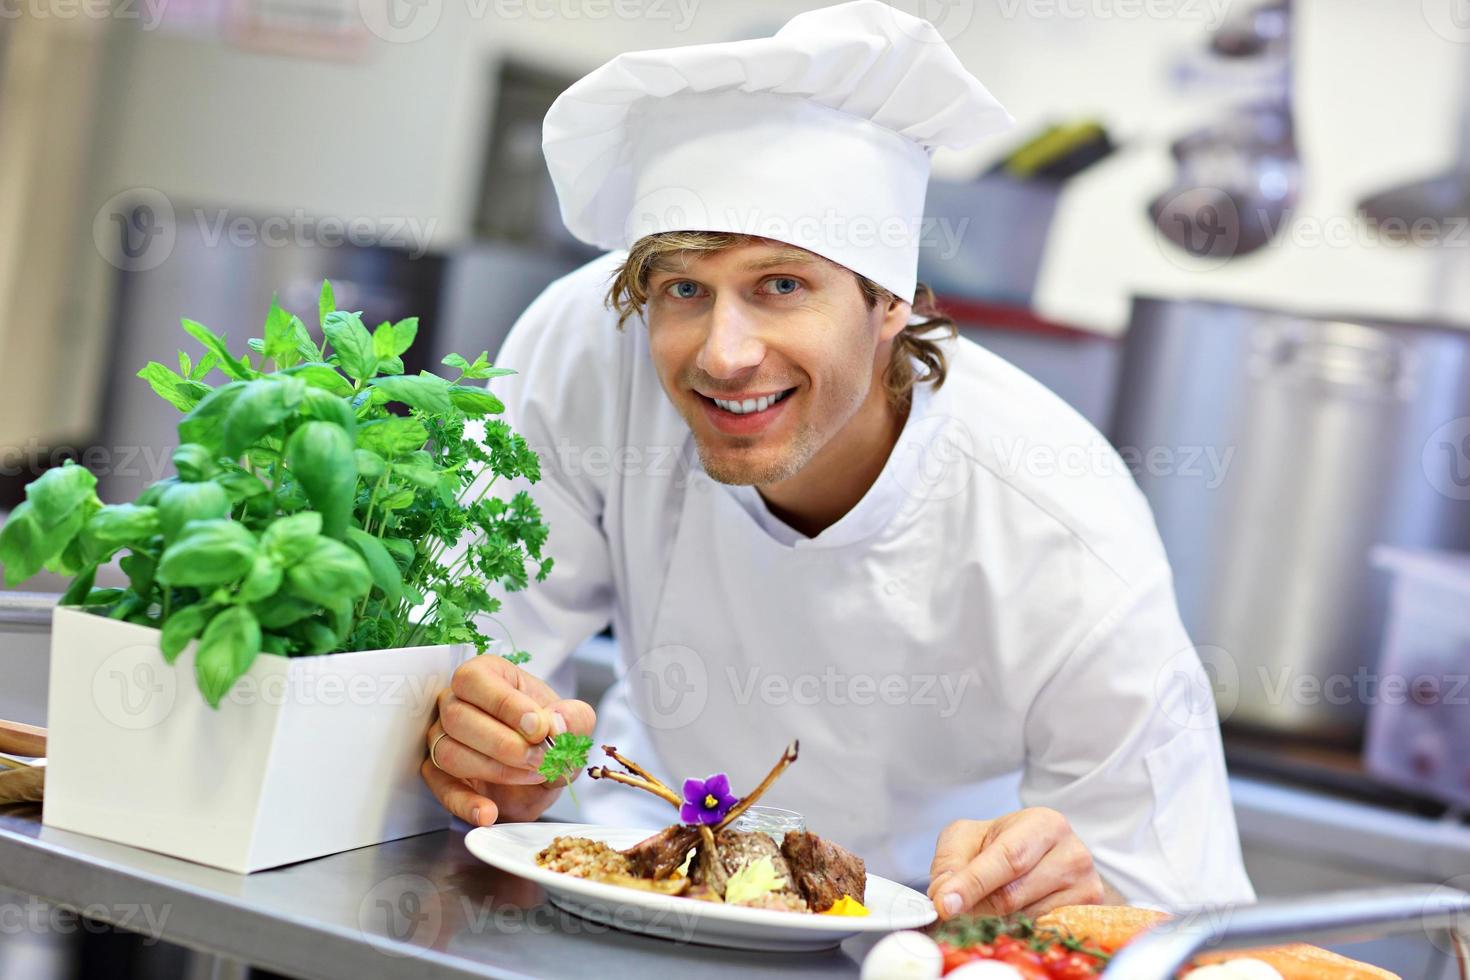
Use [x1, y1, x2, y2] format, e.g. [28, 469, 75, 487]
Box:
[534, 741, 868, 914]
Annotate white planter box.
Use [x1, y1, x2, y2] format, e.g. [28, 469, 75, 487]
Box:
[43, 605, 461, 873]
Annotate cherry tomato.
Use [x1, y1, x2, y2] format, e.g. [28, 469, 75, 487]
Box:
[993, 947, 1049, 980]
[940, 943, 983, 974]
[1049, 951, 1103, 979]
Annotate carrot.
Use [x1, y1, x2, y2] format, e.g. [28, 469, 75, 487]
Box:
[1035, 905, 1400, 980]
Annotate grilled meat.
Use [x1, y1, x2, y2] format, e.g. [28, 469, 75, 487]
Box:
[620, 824, 699, 878]
[780, 830, 866, 912]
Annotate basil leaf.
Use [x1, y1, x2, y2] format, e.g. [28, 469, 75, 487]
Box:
[0, 499, 87, 587]
[322, 310, 377, 381]
[195, 606, 261, 707]
[299, 385, 356, 434]
[318, 280, 334, 330]
[354, 449, 386, 479]
[172, 443, 218, 482]
[157, 481, 230, 543]
[138, 362, 197, 412]
[380, 536, 415, 568]
[285, 421, 357, 539]
[448, 385, 504, 417]
[357, 417, 427, 459]
[26, 461, 97, 529]
[81, 504, 160, 563]
[181, 318, 254, 381]
[238, 554, 283, 602]
[178, 381, 249, 454]
[119, 552, 156, 595]
[252, 596, 317, 629]
[344, 527, 403, 603]
[262, 297, 304, 369]
[261, 511, 323, 563]
[367, 374, 452, 415]
[283, 362, 354, 398]
[223, 377, 306, 457]
[156, 519, 257, 586]
[161, 603, 213, 664]
[284, 537, 372, 606]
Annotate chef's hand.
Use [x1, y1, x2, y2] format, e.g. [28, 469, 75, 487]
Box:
[927, 808, 1115, 919]
[420, 654, 595, 827]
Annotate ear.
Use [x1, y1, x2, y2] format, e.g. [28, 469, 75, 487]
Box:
[879, 294, 911, 344]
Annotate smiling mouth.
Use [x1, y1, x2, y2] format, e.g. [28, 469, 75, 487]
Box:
[700, 387, 797, 416]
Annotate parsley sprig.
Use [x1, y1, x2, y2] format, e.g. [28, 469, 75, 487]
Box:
[538, 733, 594, 803]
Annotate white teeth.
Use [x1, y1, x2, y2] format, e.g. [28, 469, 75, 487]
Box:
[712, 389, 791, 414]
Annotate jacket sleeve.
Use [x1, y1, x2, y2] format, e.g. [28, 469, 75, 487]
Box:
[450, 259, 624, 691]
[1019, 565, 1258, 911]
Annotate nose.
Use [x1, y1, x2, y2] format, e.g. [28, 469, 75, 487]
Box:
[695, 294, 765, 380]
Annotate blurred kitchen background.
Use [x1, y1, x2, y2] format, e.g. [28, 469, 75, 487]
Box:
[2, 0, 1470, 976]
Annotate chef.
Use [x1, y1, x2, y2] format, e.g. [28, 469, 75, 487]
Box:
[421, 0, 1256, 916]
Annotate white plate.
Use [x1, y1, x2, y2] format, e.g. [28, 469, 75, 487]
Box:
[464, 823, 937, 952]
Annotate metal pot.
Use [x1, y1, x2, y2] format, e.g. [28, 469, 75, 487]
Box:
[1111, 297, 1470, 741]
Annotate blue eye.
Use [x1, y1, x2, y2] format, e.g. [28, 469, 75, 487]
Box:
[668, 281, 701, 299]
[765, 277, 800, 295]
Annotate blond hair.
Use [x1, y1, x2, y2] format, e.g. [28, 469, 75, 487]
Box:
[605, 231, 956, 410]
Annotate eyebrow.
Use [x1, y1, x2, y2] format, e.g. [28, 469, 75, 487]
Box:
[648, 247, 821, 277]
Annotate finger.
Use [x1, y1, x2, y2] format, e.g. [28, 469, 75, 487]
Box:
[451, 656, 557, 743]
[1017, 882, 1102, 920]
[438, 693, 550, 772]
[969, 861, 1070, 917]
[547, 698, 596, 738]
[932, 821, 1053, 919]
[428, 719, 549, 786]
[929, 820, 987, 897]
[420, 758, 500, 827]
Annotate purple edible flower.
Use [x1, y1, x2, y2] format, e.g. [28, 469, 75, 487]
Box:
[681, 772, 739, 826]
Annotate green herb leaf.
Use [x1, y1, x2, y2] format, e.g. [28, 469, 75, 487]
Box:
[283, 536, 372, 606]
[195, 606, 261, 708]
[285, 421, 357, 539]
[367, 374, 453, 416]
[181, 318, 254, 381]
[537, 733, 593, 791]
[161, 604, 214, 664]
[318, 280, 335, 331]
[156, 519, 257, 587]
[26, 461, 97, 529]
[357, 417, 428, 459]
[322, 311, 377, 382]
[344, 527, 403, 603]
[157, 481, 230, 543]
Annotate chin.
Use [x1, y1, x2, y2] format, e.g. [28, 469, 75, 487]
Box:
[694, 436, 814, 488]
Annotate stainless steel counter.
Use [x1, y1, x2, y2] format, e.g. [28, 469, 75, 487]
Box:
[0, 807, 878, 980]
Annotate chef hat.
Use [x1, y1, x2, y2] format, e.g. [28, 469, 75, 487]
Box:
[542, 0, 1014, 302]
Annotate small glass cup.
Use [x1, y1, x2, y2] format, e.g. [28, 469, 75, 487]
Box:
[730, 805, 806, 844]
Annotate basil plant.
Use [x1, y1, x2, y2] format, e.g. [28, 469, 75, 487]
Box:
[0, 282, 551, 706]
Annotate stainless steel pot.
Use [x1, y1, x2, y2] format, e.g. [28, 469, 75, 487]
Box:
[1111, 297, 1470, 741]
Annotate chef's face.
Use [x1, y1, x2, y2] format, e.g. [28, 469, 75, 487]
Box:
[643, 239, 908, 487]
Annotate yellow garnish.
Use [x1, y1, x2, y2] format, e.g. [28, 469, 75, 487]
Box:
[820, 895, 869, 916]
[723, 856, 787, 906]
[676, 847, 695, 877]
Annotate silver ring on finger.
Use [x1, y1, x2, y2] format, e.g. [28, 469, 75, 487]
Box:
[430, 731, 451, 772]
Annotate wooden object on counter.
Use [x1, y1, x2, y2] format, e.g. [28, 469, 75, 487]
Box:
[0, 720, 45, 804]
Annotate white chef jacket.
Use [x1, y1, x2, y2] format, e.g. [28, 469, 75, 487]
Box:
[475, 251, 1256, 910]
